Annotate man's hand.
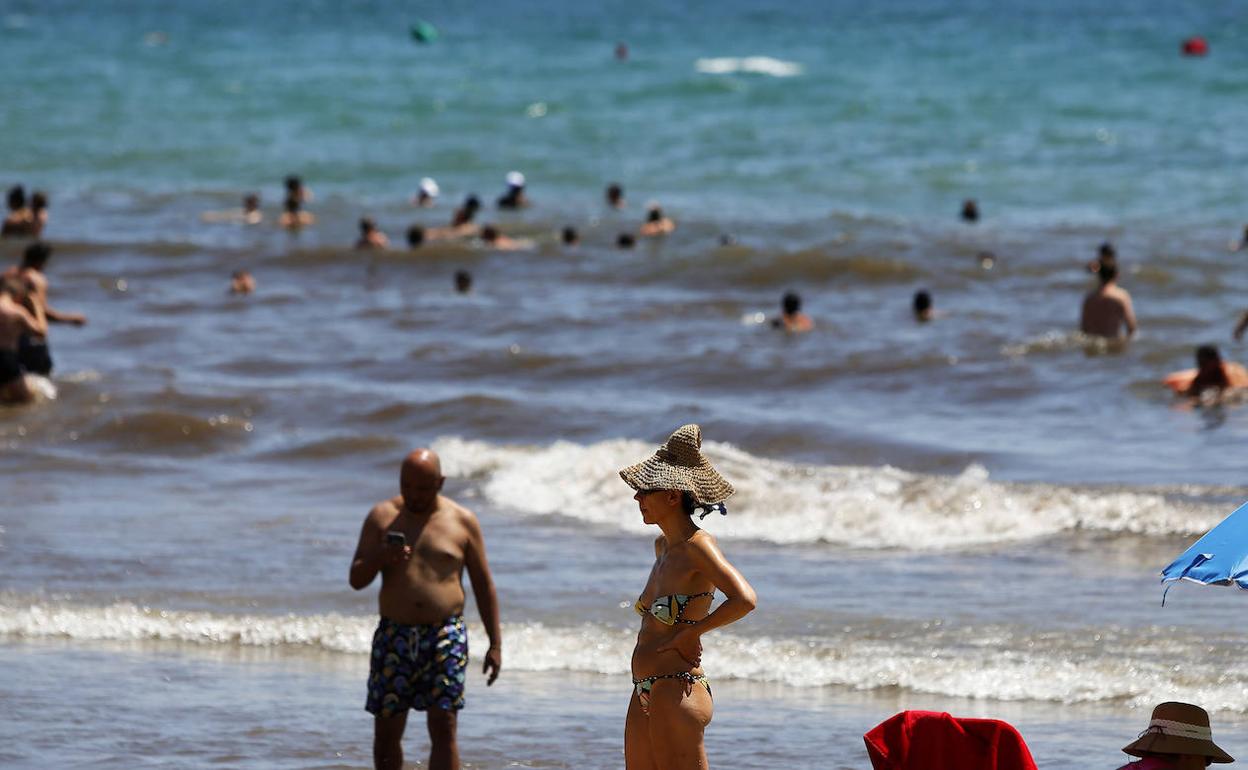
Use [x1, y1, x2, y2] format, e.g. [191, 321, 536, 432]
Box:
[483, 645, 501, 686]
[382, 542, 411, 565]
[656, 628, 702, 667]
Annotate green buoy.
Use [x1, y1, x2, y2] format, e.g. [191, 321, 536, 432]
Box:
[411, 20, 437, 43]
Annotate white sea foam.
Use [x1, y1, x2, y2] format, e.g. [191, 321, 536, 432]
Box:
[4, 599, 1246, 713]
[434, 436, 1223, 549]
[695, 56, 803, 78]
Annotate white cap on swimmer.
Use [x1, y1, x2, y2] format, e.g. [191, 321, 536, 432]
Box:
[506, 171, 526, 188]
[419, 177, 439, 197]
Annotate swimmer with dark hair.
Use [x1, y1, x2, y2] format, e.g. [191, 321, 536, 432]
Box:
[229, 269, 256, 295]
[960, 199, 979, 223]
[1088, 241, 1116, 274]
[772, 291, 813, 333]
[1, 185, 32, 238]
[617, 233, 636, 249]
[479, 225, 531, 251]
[454, 270, 473, 294]
[279, 196, 315, 229]
[29, 191, 48, 238]
[203, 193, 263, 225]
[1081, 257, 1136, 339]
[639, 203, 675, 237]
[407, 225, 426, 249]
[2, 241, 85, 377]
[913, 290, 934, 322]
[562, 226, 580, 247]
[284, 175, 312, 203]
[440, 194, 482, 238]
[1189, 346, 1230, 397]
[606, 183, 625, 209]
[356, 217, 390, 250]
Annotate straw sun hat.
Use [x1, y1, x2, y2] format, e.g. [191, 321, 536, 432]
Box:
[1122, 702, 1233, 763]
[618, 424, 734, 510]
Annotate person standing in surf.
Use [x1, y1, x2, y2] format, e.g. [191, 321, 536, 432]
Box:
[620, 424, 757, 770]
[349, 448, 503, 770]
[3, 242, 87, 376]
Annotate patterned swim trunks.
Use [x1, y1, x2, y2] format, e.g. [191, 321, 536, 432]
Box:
[365, 614, 468, 716]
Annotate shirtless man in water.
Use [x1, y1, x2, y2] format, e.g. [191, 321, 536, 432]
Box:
[0, 276, 46, 404]
[3, 242, 86, 376]
[349, 449, 502, 770]
[1080, 258, 1137, 340]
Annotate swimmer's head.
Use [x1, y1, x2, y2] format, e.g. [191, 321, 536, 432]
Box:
[6, 185, 25, 212]
[1098, 241, 1116, 260]
[961, 199, 979, 222]
[30, 191, 47, 212]
[782, 292, 802, 315]
[719, 234, 738, 247]
[22, 241, 51, 269]
[606, 183, 624, 206]
[1196, 345, 1222, 368]
[243, 193, 259, 212]
[454, 270, 473, 293]
[617, 233, 636, 249]
[646, 206, 663, 223]
[1097, 258, 1118, 284]
[562, 226, 579, 246]
[407, 225, 425, 248]
[284, 175, 302, 193]
[505, 171, 525, 190]
[466, 195, 481, 212]
[481, 225, 499, 243]
[913, 290, 933, 316]
[359, 217, 377, 234]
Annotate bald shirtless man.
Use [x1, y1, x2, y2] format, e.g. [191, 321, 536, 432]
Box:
[349, 449, 502, 770]
[1080, 259, 1137, 340]
[0, 276, 46, 403]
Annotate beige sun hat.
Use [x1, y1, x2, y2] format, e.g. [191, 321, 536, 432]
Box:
[1122, 702, 1233, 763]
[619, 424, 734, 507]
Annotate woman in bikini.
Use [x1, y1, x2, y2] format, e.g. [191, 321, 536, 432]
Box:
[620, 424, 757, 770]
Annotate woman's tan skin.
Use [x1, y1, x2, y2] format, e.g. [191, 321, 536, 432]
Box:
[624, 488, 757, 770]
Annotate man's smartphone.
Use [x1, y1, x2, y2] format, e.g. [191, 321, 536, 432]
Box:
[384, 531, 406, 547]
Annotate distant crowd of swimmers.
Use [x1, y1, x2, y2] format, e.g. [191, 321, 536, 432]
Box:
[4, 178, 1248, 405]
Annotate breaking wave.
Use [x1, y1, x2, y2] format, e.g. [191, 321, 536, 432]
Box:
[433, 436, 1227, 549]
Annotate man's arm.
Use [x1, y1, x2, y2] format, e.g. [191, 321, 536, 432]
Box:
[1121, 294, 1138, 337]
[463, 511, 502, 684]
[45, 306, 86, 326]
[349, 505, 408, 590]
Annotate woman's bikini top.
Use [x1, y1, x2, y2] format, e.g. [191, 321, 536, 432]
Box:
[634, 590, 714, 626]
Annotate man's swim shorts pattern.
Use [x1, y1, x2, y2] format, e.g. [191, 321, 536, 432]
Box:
[366, 615, 468, 716]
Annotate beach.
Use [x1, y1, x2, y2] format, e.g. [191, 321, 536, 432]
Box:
[3, 0, 1248, 767]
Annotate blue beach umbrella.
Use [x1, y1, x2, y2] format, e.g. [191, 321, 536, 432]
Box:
[1161, 500, 1248, 600]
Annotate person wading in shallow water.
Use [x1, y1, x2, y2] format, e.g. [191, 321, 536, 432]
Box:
[620, 424, 757, 770]
[3, 241, 86, 376]
[349, 448, 502, 770]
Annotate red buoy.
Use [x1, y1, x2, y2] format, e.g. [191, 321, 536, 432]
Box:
[1182, 36, 1209, 56]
